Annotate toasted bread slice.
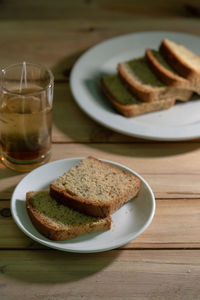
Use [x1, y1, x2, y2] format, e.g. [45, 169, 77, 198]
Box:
[50, 156, 141, 217]
[118, 57, 192, 102]
[26, 190, 111, 241]
[101, 75, 175, 117]
[146, 48, 198, 93]
[160, 39, 200, 86]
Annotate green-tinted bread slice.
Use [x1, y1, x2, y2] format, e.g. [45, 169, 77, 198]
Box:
[101, 74, 175, 117]
[146, 49, 199, 94]
[160, 39, 200, 84]
[26, 190, 111, 240]
[118, 57, 192, 102]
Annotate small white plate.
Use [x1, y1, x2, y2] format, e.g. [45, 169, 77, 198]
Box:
[11, 157, 155, 253]
[70, 31, 200, 141]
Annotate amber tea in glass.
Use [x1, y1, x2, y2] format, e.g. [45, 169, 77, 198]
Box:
[0, 62, 54, 172]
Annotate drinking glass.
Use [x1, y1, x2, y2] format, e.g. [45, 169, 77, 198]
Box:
[0, 62, 54, 172]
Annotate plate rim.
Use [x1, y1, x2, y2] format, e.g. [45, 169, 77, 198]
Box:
[11, 157, 156, 253]
[70, 30, 200, 141]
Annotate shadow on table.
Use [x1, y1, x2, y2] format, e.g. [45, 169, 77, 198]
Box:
[0, 161, 24, 179]
[52, 64, 120, 143]
[2, 199, 120, 284]
[52, 49, 87, 83]
[2, 248, 120, 284]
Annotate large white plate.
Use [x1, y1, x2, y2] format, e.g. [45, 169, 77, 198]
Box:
[70, 31, 200, 141]
[11, 157, 155, 253]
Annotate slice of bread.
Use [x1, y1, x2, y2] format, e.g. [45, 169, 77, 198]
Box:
[118, 57, 193, 102]
[160, 39, 200, 85]
[146, 49, 198, 93]
[26, 190, 111, 241]
[50, 156, 141, 217]
[101, 75, 175, 117]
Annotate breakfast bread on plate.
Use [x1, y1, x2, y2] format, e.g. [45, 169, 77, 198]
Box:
[145, 48, 198, 93]
[50, 156, 141, 217]
[101, 75, 175, 117]
[160, 39, 200, 86]
[117, 57, 192, 102]
[26, 190, 111, 241]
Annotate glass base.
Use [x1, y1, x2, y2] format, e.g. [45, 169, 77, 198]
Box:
[1, 151, 51, 173]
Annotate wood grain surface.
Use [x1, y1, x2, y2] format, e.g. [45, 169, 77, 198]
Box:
[1, 1, 200, 299]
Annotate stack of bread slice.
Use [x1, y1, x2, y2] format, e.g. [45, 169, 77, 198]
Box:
[101, 39, 200, 117]
[26, 156, 141, 241]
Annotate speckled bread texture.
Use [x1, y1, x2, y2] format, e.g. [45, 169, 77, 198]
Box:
[101, 75, 175, 117]
[117, 57, 192, 102]
[50, 156, 141, 217]
[26, 190, 111, 241]
[145, 48, 198, 94]
[160, 39, 200, 86]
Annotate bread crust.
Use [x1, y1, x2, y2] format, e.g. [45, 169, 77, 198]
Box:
[50, 184, 112, 217]
[117, 62, 192, 102]
[50, 156, 141, 218]
[101, 77, 175, 117]
[160, 39, 200, 83]
[146, 49, 189, 88]
[26, 191, 111, 241]
[118, 62, 159, 102]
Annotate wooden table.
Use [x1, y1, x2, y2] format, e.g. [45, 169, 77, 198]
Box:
[1, 1, 200, 299]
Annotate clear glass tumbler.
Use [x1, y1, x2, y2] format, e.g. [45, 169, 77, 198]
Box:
[0, 62, 54, 172]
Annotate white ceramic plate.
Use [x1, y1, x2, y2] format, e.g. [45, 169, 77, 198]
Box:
[70, 31, 200, 141]
[11, 157, 155, 253]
